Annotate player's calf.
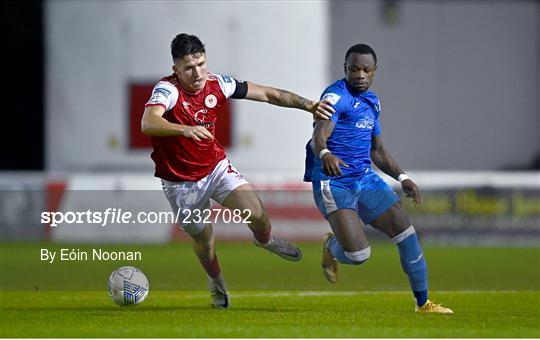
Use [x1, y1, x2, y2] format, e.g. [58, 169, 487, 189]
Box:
[326, 234, 371, 265]
[243, 203, 272, 244]
[392, 225, 429, 307]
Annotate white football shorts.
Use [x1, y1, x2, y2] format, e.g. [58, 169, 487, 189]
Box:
[161, 158, 249, 235]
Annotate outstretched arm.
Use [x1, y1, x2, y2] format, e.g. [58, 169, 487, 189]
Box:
[371, 135, 422, 204]
[312, 120, 349, 177]
[244, 81, 335, 120]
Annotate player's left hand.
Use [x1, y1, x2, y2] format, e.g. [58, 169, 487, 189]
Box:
[401, 179, 422, 206]
[309, 100, 335, 120]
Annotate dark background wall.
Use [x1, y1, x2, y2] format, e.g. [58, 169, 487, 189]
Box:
[2, 1, 44, 170]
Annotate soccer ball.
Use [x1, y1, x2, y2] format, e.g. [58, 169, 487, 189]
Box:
[107, 266, 149, 306]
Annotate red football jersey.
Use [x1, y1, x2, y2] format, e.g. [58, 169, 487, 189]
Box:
[145, 73, 238, 182]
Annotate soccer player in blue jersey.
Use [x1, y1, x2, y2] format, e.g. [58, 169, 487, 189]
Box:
[304, 44, 453, 313]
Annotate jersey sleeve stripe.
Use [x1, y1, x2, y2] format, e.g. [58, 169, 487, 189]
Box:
[144, 103, 167, 110]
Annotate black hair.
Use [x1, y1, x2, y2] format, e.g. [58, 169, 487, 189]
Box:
[345, 44, 377, 64]
[171, 33, 206, 61]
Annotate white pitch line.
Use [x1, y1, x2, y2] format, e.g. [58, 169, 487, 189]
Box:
[232, 291, 361, 299]
[166, 290, 532, 300]
[171, 291, 363, 299]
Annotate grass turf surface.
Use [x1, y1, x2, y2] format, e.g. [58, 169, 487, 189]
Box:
[2, 290, 539, 338]
[1, 242, 539, 337]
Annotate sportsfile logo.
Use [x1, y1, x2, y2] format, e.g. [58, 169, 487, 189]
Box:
[41, 208, 147, 227]
[40, 208, 252, 227]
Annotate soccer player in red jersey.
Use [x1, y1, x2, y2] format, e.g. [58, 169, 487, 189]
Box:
[141, 33, 334, 309]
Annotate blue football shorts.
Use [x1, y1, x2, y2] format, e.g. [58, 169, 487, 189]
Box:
[312, 170, 400, 224]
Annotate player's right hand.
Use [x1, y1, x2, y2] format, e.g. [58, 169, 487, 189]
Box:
[401, 179, 423, 206]
[322, 152, 349, 177]
[182, 126, 214, 142]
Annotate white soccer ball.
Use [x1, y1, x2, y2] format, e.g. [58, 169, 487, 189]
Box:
[107, 266, 149, 306]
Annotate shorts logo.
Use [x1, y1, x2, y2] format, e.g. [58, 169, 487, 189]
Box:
[322, 93, 341, 105]
[226, 161, 244, 179]
[205, 94, 217, 108]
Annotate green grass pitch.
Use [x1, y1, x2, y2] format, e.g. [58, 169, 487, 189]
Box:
[1, 242, 539, 337]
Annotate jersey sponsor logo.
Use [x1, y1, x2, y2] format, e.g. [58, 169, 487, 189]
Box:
[355, 117, 375, 130]
[148, 93, 167, 104]
[155, 87, 171, 96]
[148, 87, 172, 104]
[205, 94, 217, 108]
[322, 92, 341, 105]
[194, 109, 215, 128]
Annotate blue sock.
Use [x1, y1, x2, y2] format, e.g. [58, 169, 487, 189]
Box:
[327, 236, 369, 265]
[327, 236, 355, 264]
[393, 226, 428, 306]
[414, 290, 428, 307]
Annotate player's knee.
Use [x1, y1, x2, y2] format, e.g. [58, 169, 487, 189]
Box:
[388, 206, 411, 238]
[343, 246, 371, 265]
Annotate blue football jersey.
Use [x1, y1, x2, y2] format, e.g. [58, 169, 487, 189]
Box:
[304, 79, 382, 182]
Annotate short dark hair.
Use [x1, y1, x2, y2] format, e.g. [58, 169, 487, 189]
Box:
[345, 44, 377, 64]
[171, 33, 206, 61]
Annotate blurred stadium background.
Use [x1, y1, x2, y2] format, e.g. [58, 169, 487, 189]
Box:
[1, 1, 539, 337]
[2, 0, 538, 245]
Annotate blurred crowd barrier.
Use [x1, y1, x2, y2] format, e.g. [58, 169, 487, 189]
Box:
[1, 172, 539, 245]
